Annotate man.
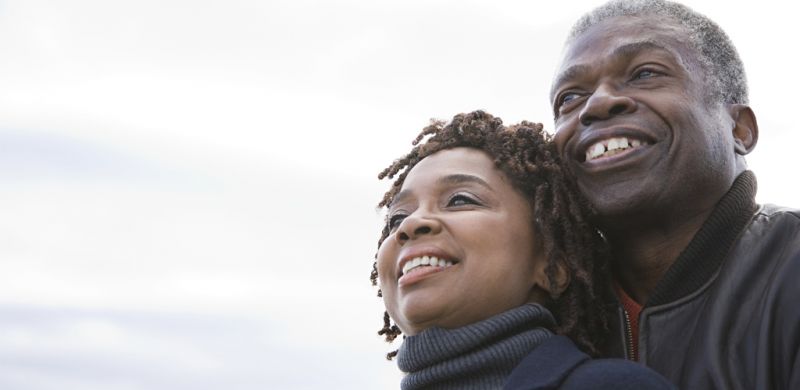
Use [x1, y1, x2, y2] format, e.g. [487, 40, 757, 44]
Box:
[550, 1, 800, 389]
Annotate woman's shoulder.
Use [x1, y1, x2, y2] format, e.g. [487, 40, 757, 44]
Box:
[504, 335, 676, 390]
[562, 358, 677, 389]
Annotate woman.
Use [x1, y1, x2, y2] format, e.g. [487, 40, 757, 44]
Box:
[371, 111, 674, 389]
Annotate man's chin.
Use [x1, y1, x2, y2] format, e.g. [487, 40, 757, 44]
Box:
[581, 187, 662, 229]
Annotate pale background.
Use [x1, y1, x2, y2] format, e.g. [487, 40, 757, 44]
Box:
[0, 1, 796, 389]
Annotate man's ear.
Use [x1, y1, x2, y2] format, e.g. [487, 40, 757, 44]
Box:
[729, 104, 758, 155]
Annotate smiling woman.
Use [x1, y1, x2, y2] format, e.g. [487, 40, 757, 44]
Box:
[370, 111, 676, 389]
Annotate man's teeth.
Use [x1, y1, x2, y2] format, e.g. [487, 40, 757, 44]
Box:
[402, 256, 454, 275]
[585, 137, 643, 161]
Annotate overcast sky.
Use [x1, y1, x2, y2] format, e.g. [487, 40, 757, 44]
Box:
[0, 1, 797, 389]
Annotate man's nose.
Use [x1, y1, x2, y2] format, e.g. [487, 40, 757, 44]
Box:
[578, 84, 636, 126]
[395, 211, 442, 243]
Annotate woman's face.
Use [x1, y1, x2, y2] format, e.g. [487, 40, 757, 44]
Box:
[377, 147, 548, 336]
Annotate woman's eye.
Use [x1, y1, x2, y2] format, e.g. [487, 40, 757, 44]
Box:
[388, 214, 407, 230]
[447, 194, 479, 207]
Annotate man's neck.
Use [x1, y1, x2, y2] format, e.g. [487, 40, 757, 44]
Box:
[603, 209, 713, 304]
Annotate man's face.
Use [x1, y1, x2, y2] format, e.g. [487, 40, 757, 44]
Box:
[551, 15, 740, 223]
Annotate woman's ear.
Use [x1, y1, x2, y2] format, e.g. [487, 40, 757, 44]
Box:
[531, 260, 570, 300]
[549, 262, 571, 297]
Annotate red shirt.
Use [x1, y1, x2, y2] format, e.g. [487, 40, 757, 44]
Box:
[614, 283, 643, 361]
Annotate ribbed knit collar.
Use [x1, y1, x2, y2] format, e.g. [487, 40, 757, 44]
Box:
[645, 170, 758, 307]
[396, 303, 555, 390]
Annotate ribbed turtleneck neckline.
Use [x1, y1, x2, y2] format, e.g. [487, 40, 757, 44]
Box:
[396, 303, 556, 390]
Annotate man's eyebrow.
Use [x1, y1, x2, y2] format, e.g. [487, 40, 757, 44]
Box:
[612, 41, 673, 60]
[551, 64, 591, 100]
[388, 173, 491, 208]
[550, 41, 675, 101]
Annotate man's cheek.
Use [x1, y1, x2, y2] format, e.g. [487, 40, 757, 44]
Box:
[553, 131, 570, 155]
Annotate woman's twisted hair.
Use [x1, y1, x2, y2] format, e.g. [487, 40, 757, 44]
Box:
[371, 110, 611, 359]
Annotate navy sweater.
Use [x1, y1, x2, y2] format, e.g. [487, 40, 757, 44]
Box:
[505, 335, 676, 390]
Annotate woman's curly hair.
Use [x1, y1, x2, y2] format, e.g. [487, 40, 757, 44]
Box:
[371, 110, 611, 359]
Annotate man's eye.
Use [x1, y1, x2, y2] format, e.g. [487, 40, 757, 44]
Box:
[633, 69, 660, 80]
[388, 214, 407, 230]
[557, 92, 581, 109]
[447, 194, 478, 207]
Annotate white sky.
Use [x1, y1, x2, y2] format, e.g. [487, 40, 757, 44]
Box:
[0, 1, 797, 389]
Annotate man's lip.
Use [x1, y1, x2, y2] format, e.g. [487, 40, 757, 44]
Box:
[574, 126, 657, 162]
[396, 246, 458, 279]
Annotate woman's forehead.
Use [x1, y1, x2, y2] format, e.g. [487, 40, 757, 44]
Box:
[401, 148, 497, 188]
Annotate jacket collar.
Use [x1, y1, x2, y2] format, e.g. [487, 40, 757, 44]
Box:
[645, 171, 758, 307]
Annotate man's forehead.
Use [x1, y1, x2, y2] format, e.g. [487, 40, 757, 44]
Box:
[550, 15, 698, 95]
[565, 15, 690, 60]
[559, 41, 683, 75]
[575, 14, 687, 40]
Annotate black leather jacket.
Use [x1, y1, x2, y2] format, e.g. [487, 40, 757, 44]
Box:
[602, 172, 800, 390]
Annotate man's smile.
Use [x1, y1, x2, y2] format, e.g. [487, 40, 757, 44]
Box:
[584, 136, 648, 162]
[570, 126, 658, 170]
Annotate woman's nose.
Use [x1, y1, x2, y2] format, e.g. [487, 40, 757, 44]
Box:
[395, 212, 442, 243]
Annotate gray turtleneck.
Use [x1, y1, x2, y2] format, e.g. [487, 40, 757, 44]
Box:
[396, 303, 556, 390]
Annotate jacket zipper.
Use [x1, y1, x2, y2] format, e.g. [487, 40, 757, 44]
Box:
[622, 308, 636, 361]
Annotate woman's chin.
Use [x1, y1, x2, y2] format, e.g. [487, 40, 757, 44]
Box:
[397, 305, 449, 335]
[396, 301, 477, 335]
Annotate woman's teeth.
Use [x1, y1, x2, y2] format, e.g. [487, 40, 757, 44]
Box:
[585, 137, 643, 162]
[402, 256, 454, 275]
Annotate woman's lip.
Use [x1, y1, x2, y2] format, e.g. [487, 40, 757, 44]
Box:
[398, 263, 455, 287]
[396, 246, 458, 278]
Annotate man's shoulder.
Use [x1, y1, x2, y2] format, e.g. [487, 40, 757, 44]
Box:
[736, 203, 800, 289]
[747, 203, 800, 245]
[756, 203, 800, 220]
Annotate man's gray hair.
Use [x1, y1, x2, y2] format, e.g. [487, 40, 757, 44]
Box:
[567, 0, 748, 105]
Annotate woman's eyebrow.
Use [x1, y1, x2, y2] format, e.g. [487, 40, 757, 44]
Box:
[388, 173, 491, 208]
[438, 174, 491, 189]
[389, 190, 412, 209]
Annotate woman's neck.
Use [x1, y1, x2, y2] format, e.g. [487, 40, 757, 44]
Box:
[396, 304, 555, 390]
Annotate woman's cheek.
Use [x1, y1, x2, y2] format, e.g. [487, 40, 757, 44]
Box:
[376, 243, 397, 291]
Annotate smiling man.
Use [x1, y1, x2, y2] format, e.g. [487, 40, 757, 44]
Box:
[550, 1, 800, 389]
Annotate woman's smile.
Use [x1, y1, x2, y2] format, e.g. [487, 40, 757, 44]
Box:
[398, 259, 456, 287]
[396, 246, 459, 286]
